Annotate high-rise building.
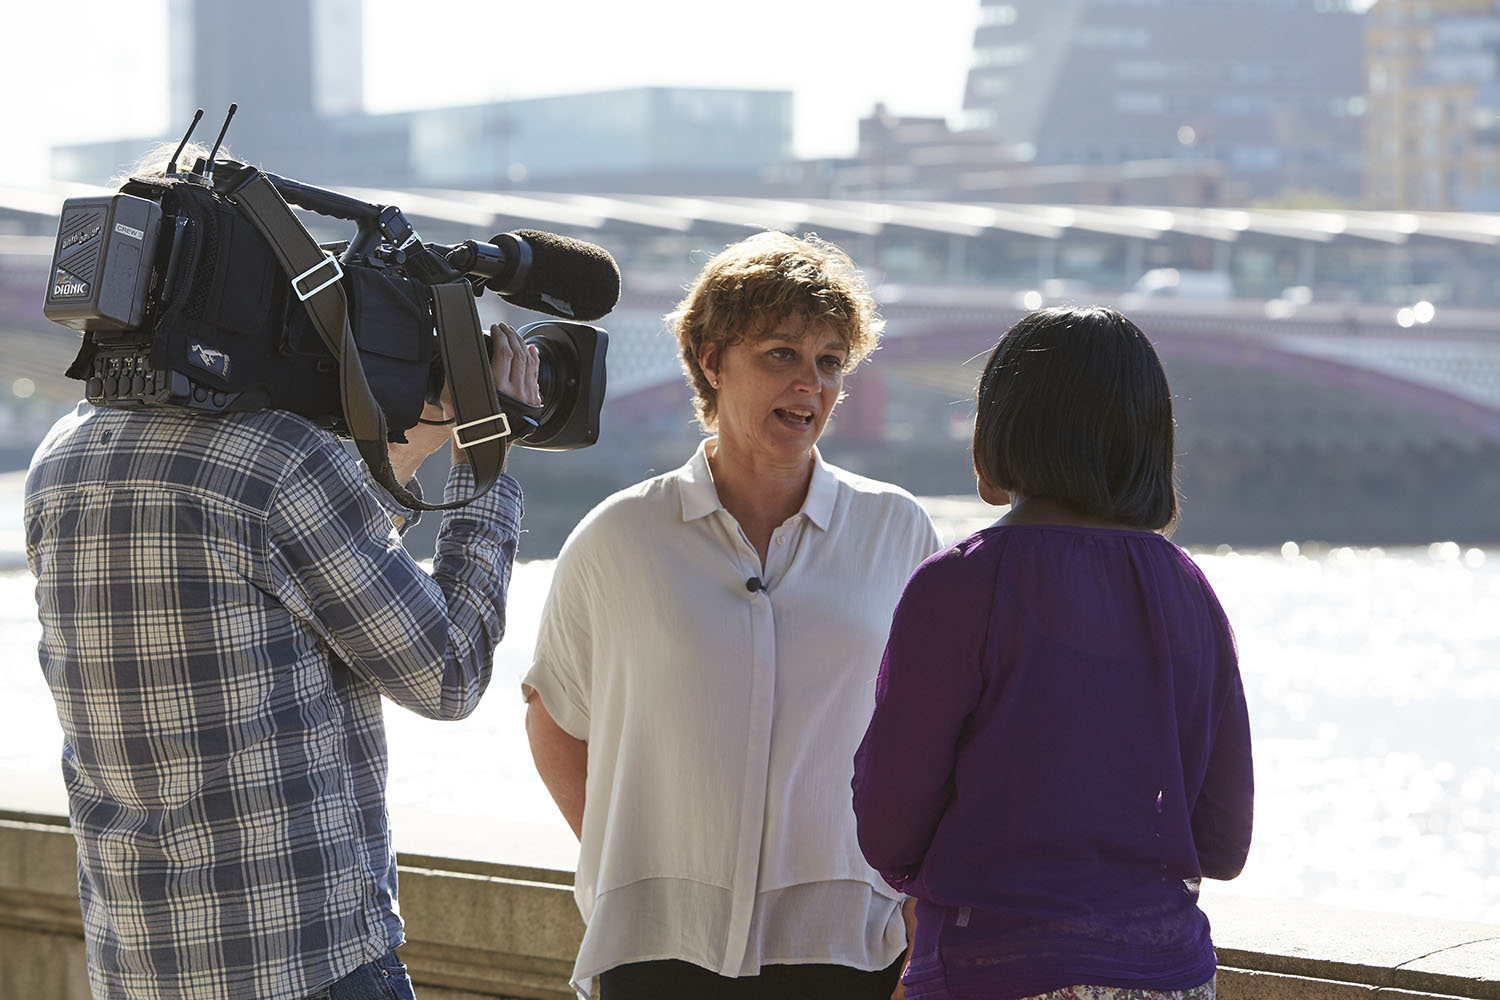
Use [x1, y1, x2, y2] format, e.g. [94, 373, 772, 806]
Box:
[55, 0, 789, 192]
[1363, 0, 1500, 210]
[961, 0, 1365, 201]
[165, 0, 362, 154]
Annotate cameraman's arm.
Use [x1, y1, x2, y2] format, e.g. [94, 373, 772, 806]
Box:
[265, 325, 539, 719]
[387, 404, 452, 490]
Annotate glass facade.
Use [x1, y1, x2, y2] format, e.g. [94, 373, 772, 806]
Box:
[963, 0, 1364, 200]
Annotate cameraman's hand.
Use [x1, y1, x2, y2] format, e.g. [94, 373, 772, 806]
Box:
[388, 322, 541, 479]
[490, 321, 542, 408]
[450, 322, 540, 465]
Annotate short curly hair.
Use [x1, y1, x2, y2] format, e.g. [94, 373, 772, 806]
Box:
[667, 231, 883, 432]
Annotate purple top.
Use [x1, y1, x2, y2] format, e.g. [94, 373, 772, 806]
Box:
[852, 523, 1253, 1000]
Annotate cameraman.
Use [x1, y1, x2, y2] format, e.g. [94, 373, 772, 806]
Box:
[25, 313, 539, 1000]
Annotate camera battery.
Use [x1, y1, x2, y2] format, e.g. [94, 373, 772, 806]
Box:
[43, 193, 162, 332]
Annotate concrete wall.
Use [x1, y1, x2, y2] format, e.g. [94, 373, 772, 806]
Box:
[3, 811, 1496, 1000]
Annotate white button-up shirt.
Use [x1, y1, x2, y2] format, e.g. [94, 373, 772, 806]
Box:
[524, 439, 942, 996]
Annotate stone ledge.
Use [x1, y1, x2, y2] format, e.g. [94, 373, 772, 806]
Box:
[1202, 893, 1500, 999]
[2, 812, 1497, 1000]
[396, 856, 582, 999]
[1215, 965, 1492, 1000]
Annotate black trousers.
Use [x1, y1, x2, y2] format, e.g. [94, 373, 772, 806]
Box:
[598, 955, 904, 1000]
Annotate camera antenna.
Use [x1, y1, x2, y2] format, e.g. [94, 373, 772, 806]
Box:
[166, 108, 204, 176]
[202, 103, 238, 181]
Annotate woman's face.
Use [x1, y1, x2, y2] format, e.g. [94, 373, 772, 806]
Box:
[701, 314, 848, 467]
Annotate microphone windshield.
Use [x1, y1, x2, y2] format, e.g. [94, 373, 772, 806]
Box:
[503, 229, 621, 322]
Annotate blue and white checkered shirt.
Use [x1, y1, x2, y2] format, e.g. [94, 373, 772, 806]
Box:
[25, 402, 523, 1000]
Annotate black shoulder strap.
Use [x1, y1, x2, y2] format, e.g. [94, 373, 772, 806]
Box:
[218, 168, 508, 510]
[431, 281, 510, 492]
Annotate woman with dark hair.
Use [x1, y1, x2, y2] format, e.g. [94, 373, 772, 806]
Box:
[523, 231, 941, 999]
[852, 306, 1253, 1000]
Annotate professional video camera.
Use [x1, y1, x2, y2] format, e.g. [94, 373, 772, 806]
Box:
[40, 106, 619, 509]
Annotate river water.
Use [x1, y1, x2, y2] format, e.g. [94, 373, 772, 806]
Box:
[2, 473, 1496, 926]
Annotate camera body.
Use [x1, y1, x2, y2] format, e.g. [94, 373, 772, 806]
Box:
[42, 168, 609, 451]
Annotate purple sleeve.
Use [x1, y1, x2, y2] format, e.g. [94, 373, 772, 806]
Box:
[1191, 671, 1255, 879]
[852, 545, 991, 890]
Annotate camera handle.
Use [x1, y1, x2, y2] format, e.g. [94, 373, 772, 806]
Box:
[218, 165, 510, 510]
[263, 170, 389, 265]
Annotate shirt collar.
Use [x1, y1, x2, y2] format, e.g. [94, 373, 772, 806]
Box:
[678, 438, 837, 531]
[679, 439, 722, 522]
[801, 447, 837, 530]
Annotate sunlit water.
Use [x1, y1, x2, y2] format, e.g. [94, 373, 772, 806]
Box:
[2, 475, 1497, 926]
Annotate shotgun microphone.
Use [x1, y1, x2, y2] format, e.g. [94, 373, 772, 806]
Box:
[444, 229, 621, 322]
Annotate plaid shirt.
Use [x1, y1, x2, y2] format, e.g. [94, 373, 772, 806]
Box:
[24, 402, 523, 1000]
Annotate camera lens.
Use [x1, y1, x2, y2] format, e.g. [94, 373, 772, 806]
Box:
[528, 330, 578, 433]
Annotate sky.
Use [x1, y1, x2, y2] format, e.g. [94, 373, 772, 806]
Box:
[0, 0, 979, 188]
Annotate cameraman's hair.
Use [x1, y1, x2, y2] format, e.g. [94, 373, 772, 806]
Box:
[115, 141, 233, 184]
[973, 306, 1178, 532]
[668, 231, 883, 432]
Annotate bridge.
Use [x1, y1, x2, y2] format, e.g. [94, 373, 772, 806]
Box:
[598, 281, 1500, 440]
[558, 284, 1497, 547]
[3, 184, 1499, 547]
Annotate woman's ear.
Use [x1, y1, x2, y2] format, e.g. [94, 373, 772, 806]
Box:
[974, 461, 1012, 508]
[978, 480, 1012, 508]
[698, 344, 720, 388]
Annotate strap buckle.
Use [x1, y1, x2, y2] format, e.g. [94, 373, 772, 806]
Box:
[291, 254, 343, 301]
[452, 411, 512, 450]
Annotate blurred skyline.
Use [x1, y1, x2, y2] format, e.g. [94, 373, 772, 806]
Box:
[0, 0, 980, 187]
[5, 0, 1495, 552]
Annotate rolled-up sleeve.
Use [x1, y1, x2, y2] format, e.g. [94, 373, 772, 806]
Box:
[268, 446, 523, 721]
[521, 528, 597, 740]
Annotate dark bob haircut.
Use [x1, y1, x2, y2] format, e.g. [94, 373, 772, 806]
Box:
[972, 306, 1178, 531]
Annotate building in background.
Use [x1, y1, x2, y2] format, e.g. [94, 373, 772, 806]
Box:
[57, 0, 347, 182]
[39, 0, 813, 214]
[959, 0, 1365, 203]
[20, 0, 1500, 552]
[335, 87, 793, 192]
[168, 0, 362, 124]
[50, 0, 1373, 209]
[53, 0, 792, 193]
[159, 0, 360, 167]
[771, 103, 1234, 205]
[54, 85, 792, 193]
[1364, 0, 1500, 210]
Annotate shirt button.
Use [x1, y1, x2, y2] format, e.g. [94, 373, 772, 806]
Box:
[776, 536, 786, 545]
[392, 514, 407, 528]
